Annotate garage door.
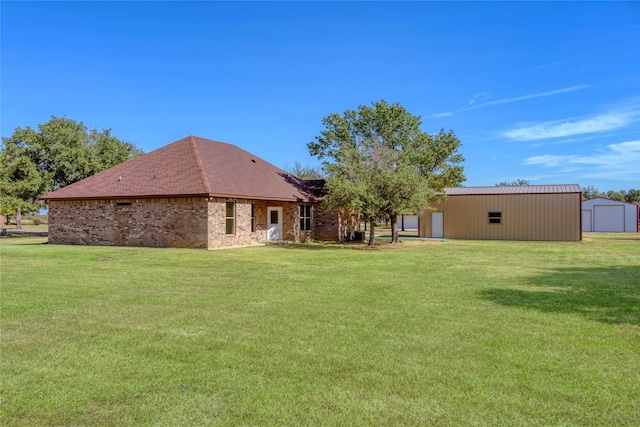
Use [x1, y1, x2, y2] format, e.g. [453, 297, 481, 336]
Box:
[594, 205, 625, 232]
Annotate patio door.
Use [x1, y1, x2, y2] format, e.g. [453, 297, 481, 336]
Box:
[267, 207, 282, 240]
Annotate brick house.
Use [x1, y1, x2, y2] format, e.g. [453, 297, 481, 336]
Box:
[41, 136, 357, 248]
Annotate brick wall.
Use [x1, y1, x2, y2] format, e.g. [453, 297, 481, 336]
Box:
[314, 206, 358, 241]
[207, 198, 255, 248]
[48, 197, 345, 248]
[48, 198, 209, 248]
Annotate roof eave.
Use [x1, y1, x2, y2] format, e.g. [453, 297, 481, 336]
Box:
[41, 193, 210, 201]
[41, 192, 320, 203]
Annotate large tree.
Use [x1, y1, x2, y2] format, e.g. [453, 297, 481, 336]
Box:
[285, 161, 325, 180]
[0, 116, 143, 228]
[308, 100, 465, 245]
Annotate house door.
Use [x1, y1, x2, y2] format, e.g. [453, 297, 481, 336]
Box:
[267, 207, 283, 240]
[432, 212, 444, 238]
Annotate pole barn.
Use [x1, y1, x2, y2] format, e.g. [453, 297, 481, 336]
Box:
[419, 185, 582, 241]
[581, 198, 639, 233]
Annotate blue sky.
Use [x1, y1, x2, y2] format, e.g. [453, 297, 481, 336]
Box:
[2, 1, 639, 191]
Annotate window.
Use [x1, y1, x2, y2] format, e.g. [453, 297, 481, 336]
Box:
[225, 202, 235, 234]
[488, 211, 502, 224]
[300, 205, 312, 231]
[251, 204, 255, 232]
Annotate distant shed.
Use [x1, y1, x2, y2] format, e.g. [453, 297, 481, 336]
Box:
[581, 198, 638, 232]
[419, 185, 582, 241]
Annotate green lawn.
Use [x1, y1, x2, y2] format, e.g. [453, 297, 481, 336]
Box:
[1, 234, 639, 426]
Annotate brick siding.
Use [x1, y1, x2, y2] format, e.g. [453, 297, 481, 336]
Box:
[48, 198, 346, 248]
[48, 198, 209, 248]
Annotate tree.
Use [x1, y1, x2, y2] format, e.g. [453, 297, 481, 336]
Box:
[0, 151, 43, 228]
[285, 161, 325, 180]
[497, 179, 530, 186]
[606, 190, 626, 202]
[308, 100, 465, 245]
[581, 185, 604, 200]
[624, 189, 640, 204]
[1, 116, 143, 228]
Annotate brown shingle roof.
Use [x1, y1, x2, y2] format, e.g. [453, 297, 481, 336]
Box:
[443, 184, 581, 196]
[41, 136, 322, 202]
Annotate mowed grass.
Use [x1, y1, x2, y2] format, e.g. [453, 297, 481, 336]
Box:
[1, 234, 639, 426]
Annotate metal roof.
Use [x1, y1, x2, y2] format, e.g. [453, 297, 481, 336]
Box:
[444, 184, 581, 196]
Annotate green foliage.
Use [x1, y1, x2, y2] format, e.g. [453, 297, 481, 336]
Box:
[285, 161, 325, 180]
[309, 100, 465, 244]
[625, 188, 640, 204]
[0, 116, 143, 214]
[0, 140, 44, 217]
[496, 179, 530, 186]
[606, 190, 626, 201]
[581, 185, 640, 204]
[581, 185, 604, 200]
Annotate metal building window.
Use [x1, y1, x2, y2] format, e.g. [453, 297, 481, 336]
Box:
[488, 211, 502, 224]
[225, 202, 235, 235]
[300, 205, 312, 231]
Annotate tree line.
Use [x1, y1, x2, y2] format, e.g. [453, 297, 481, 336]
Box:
[499, 180, 639, 204]
[581, 185, 640, 204]
[1, 116, 143, 228]
[5, 110, 635, 242]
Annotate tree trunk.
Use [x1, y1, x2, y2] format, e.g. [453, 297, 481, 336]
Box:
[16, 208, 23, 230]
[368, 219, 376, 246]
[390, 213, 399, 244]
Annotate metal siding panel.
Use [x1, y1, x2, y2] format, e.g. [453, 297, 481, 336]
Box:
[582, 210, 592, 232]
[422, 192, 581, 241]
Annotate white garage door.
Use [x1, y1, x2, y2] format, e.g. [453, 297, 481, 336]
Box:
[594, 205, 625, 232]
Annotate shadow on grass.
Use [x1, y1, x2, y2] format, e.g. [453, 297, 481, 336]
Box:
[480, 266, 640, 326]
[267, 242, 372, 251]
[268, 241, 417, 251]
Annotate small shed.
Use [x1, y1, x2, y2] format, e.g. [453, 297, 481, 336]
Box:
[581, 198, 639, 232]
[419, 185, 582, 241]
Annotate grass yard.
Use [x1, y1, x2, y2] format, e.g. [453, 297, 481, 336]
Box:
[1, 234, 639, 426]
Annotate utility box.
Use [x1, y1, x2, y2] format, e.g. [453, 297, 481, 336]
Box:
[353, 230, 365, 242]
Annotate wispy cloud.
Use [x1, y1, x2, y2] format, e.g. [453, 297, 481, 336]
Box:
[472, 86, 589, 109]
[427, 85, 588, 118]
[468, 92, 487, 106]
[504, 111, 638, 141]
[524, 140, 640, 181]
[528, 40, 640, 71]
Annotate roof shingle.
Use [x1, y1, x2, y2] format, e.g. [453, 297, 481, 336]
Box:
[41, 136, 322, 202]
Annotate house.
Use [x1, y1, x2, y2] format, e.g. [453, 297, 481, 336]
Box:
[419, 185, 582, 241]
[581, 198, 639, 232]
[40, 136, 357, 248]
